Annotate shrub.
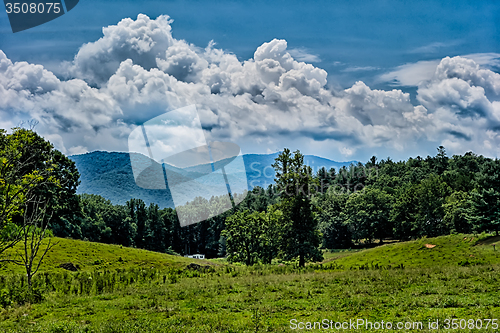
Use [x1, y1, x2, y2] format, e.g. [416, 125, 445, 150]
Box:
[0, 288, 11, 308]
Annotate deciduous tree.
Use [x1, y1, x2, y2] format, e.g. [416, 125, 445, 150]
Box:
[272, 148, 322, 267]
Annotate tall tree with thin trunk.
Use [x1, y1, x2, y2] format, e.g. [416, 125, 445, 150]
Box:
[272, 148, 322, 267]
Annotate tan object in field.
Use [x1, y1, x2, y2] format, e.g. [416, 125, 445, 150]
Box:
[425, 244, 436, 248]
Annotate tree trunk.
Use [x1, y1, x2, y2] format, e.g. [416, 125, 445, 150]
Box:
[27, 270, 32, 287]
[246, 244, 251, 266]
[299, 253, 305, 267]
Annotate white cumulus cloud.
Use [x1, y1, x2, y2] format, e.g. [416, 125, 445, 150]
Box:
[1, 14, 500, 160]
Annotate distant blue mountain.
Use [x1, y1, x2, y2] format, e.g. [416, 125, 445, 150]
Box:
[241, 152, 356, 189]
[69, 151, 356, 208]
[69, 151, 176, 208]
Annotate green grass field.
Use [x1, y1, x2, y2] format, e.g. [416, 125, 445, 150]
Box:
[323, 234, 500, 269]
[1, 234, 499, 332]
[0, 237, 209, 275]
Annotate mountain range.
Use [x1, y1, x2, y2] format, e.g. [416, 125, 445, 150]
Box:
[69, 151, 356, 208]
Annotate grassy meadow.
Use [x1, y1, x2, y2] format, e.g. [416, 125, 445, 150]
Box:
[0, 234, 500, 332]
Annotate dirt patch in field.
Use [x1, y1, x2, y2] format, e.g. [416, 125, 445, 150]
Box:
[59, 262, 79, 271]
[424, 244, 436, 249]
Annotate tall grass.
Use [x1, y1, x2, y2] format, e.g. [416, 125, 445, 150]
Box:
[1, 263, 500, 332]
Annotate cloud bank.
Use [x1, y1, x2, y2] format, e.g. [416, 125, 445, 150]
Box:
[1, 14, 500, 160]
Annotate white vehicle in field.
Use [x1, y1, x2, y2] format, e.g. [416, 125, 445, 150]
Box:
[184, 254, 205, 259]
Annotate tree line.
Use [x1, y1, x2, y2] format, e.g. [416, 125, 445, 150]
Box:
[314, 146, 500, 249]
[2, 127, 500, 271]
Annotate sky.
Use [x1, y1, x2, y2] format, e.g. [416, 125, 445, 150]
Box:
[0, 0, 499, 163]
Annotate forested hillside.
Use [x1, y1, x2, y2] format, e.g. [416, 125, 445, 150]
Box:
[69, 152, 175, 208]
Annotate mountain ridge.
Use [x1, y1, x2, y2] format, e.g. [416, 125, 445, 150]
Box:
[69, 151, 357, 208]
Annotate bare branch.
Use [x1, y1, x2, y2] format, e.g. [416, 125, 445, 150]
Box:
[6, 193, 59, 286]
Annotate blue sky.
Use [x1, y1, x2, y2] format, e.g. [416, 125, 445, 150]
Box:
[3, 0, 498, 87]
[0, 0, 499, 162]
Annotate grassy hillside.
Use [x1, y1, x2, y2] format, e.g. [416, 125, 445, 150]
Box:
[3, 234, 495, 276]
[0, 237, 210, 275]
[323, 234, 500, 269]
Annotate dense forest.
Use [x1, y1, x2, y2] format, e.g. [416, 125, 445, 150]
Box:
[2, 128, 500, 267]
